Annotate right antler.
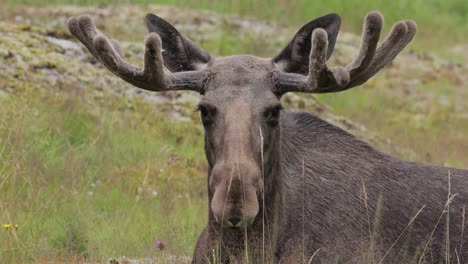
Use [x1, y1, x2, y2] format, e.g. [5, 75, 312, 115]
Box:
[274, 11, 417, 94]
[67, 15, 208, 92]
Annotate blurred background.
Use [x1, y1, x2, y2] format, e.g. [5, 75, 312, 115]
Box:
[0, 0, 466, 263]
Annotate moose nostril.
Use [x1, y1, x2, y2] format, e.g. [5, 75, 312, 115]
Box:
[228, 217, 241, 226]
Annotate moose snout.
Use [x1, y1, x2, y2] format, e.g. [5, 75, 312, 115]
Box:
[210, 162, 261, 228]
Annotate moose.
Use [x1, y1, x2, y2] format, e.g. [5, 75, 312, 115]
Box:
[68, 11, 467, 263]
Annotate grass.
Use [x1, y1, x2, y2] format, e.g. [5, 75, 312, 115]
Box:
[0, 88, 207, 262]
[0, 1, 467, 262]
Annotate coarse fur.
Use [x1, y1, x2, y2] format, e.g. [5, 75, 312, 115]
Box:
[276, 112, 467, 263]
[67, 11, 468, 264]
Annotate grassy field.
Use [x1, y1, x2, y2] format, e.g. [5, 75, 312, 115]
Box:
[0, 1, 467, 263]
[0, 91, 206, 262]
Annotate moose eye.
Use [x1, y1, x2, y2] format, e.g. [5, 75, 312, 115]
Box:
[264, 105, 282, 126]
[271, 107, 281, 118]
[197, 105, 216, 127]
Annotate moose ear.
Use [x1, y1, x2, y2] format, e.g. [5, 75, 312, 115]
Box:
[273, 13, 341, 75]
[145, 13, 212, 72]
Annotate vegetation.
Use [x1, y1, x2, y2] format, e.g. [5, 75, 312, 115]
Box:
[0, 87, 205, 262]
[0, 1, 466, 263]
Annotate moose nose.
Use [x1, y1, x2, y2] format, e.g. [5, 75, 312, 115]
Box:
[228, 217, 241, 227]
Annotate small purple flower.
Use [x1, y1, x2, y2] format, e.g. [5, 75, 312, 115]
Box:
[155, 238, 164, 250]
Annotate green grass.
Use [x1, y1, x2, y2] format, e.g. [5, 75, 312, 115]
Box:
[0, 89, 207, 262]
[3, 0, 468, 53]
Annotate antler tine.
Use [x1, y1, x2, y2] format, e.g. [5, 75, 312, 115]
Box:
[67, 15, 206, 92]
[306, 28, 350, 91]
[93, 34, 150, 89]
[273, 28, 350, 94]
[348, 20, 416, 87]
[68, 16, 100, 59]
[346, 11, 383, 77]
[274, 12, 416, 94]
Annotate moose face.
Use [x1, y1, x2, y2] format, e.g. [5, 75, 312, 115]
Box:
[199, 56, 281, 227]
[68, 11, 415, 228]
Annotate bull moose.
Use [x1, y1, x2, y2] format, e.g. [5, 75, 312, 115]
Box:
[67, 11, 467, 263]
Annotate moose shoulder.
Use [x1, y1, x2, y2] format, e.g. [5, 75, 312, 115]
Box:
[68, 11, 468, 263]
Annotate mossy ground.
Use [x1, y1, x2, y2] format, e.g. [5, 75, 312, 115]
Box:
[0, 3, 467, 263]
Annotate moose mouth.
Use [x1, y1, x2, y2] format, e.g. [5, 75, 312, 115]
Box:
[223, 217, 242, 228]
[221, 216, 255, 229]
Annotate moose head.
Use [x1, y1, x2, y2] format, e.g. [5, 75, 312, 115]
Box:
[68, 12, 415, 229]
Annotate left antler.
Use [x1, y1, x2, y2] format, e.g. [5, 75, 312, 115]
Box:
[68, 15, 208, 92]
[274, 11, 416, 94]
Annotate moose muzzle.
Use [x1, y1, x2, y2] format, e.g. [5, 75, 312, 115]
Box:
[210, 161, 261, 228]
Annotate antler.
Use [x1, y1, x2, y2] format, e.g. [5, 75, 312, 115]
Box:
[67, 15, 208, 92]
[274, 11, 416, 94]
